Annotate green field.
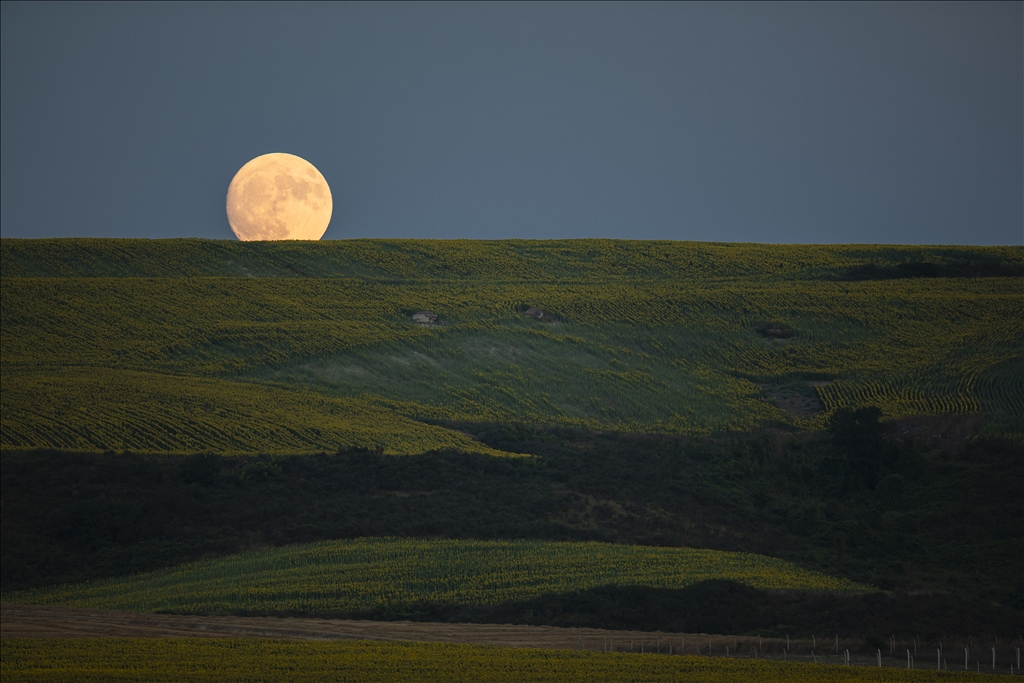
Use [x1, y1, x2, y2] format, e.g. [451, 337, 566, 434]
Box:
[2, 239, 1021, 453]
[8, 538, 867, 615]
[5, 638, 1005, 683]
[1, 238, 1021, 643]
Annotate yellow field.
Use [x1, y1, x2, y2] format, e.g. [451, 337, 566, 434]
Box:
[0, 638, 1009, 682]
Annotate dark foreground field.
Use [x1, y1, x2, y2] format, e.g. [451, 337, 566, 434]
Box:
[3, 603, 1017, 675]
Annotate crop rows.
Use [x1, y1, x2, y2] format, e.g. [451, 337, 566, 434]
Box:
[3, 241, 1021, 453]
[973, 357, 1024, 416]
[3, 277, 1016, 380]
[0, 368, 507, 456]
[816, 381, 982, 420]
[10, 538, 869, 614]
[0, 638, 1005, 683]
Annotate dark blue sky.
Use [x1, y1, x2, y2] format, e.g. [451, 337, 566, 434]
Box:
[2, 2, 1021, 244]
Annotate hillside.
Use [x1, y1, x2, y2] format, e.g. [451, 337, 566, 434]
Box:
[1, 238, 1021, 639]
[8, 538, 866, 614]
[2, 239, 1021, 453]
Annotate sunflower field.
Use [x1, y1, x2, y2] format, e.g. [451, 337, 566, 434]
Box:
[2, 238, 1021, 454]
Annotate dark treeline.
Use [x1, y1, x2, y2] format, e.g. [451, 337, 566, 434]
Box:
[2, 410, 1020, 636]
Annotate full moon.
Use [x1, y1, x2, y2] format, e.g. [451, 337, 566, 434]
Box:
[226, 153, 332, 241]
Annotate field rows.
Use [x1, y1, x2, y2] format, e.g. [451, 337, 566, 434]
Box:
[0, 368, 508, 456]
[3, 277, 1018, 377]
[8, 538, 869, 614]
[3, 241, 1021, 452]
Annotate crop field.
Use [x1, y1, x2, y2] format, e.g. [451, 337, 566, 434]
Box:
[8, 538, 868, 614]
[4, 238, 1022, 281]
[0, 367, 506, 456]
[2, 239, 1021, 454]
[1, 638, 1009, 682]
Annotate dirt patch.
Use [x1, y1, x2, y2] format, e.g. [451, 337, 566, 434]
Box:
[759, 383, 824, 418]
[523, 307, 558, 323]
[754, 323, 796, 340]
[411, 311, 438, 325]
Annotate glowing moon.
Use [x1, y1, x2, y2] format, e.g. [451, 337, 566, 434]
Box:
[226, 153, 332, 241]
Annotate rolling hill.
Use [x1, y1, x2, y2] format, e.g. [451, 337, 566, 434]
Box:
[1, 238, 1021, 643]
[2, 239, 1021, 453]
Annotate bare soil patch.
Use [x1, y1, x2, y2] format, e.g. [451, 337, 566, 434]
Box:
[759, 383, 824, 418]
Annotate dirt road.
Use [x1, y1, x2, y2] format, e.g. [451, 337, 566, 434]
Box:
[1, 603, 714, 652]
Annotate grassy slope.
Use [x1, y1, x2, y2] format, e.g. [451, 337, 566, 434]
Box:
[0, 367, 505, 456]
[7, 538, 866, 614]
[2, 239, 1021, 453]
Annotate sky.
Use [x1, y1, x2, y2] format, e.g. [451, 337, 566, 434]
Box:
[1, 2, 1021, 245]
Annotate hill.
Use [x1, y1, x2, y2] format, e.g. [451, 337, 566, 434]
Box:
[7, 537, 866, 614]
[1, 238, 1020, 639]
[2, 239, 1021, 453]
